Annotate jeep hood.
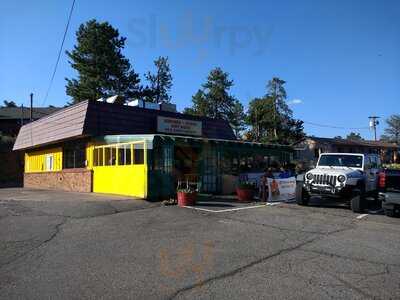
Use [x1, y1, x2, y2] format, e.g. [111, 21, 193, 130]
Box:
[308, 167, 362, 177]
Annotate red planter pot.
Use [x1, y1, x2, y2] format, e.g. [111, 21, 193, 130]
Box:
[236, 188, 254, 203]
[177, 191, 197, 207]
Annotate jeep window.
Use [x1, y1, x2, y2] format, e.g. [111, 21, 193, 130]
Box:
[318, 155, 363, 168]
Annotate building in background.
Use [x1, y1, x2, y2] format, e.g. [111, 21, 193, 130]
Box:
[0, 106, 60, 136]
[0, 106, 61, 187]
[13, 100, 293, 200]
[294, 136, 399, 166]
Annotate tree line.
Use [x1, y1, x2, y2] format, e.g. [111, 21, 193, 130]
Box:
[6, 19, 396, 146]
[64, 19, 306, 145]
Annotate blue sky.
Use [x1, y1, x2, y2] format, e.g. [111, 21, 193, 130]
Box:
[1, 0, 399, 139]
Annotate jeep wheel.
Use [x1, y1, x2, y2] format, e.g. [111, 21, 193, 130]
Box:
[296, 188, 310, 206]
[351, 195, 364, 213]
[384, 208, 394, 217]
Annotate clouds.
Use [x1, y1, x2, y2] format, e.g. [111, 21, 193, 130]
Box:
[288, 98, 303, 105]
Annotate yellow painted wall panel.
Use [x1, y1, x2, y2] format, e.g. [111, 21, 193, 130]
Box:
[92, 165, 147, 198]
[25, 147, 63, 173]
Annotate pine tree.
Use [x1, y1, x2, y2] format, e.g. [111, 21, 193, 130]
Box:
[65, 19, 141, 104]
[266, 77, 292, 139]
[383, 115, 400, 143]
[230, 100, 246, 138]
[246, 77, 304, 144]
[184, 67, 236, 121]
[145, 56, 173, 103]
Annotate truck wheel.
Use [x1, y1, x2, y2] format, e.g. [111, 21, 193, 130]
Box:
[384, 208, 394, 217]
[351, 194, 364, 213]
[296, 188, 310, 206]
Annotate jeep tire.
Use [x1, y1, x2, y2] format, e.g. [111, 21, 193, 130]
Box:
[296, 188, 310, 206]
[384, 208, 395, 217]
[350, 188, 365, 213]
[351, 195, 363, 213]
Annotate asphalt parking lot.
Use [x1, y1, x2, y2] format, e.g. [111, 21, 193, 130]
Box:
[1, 188, 399, 299]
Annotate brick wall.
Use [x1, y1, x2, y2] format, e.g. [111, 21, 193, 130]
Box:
[24, 168, 92, 192]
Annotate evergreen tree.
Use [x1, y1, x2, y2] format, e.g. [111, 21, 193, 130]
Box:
[346, 132, 363, 141]
[383, 114, 400, 143]
[145, 56, 173, 103]
[184, 67, 236, 121]
[2, 100, 17, 107]
[266, 77, 292, 139]
[230, 100, 246, 138]
[65, 19, 141, 104]
[246, 77, 304, 144]
[183, 90, 208, 115]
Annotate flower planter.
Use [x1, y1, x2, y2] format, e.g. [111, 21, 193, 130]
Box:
[236, 188, 254, 203]
[177, 191, 197, 207]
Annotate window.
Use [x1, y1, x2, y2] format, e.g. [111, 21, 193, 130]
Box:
[93, 142, 145, 167]
[134, 144, 144, 164]
[63, 143, 86, 169]
[45, 154, 54, 171]
[104, 147, 116, 166]
[318, 154, 363, 168]
[117, 145, 132, 165]
[93, 148, 104, 166]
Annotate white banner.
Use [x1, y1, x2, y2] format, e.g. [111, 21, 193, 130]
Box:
[267, 177, 296, 202]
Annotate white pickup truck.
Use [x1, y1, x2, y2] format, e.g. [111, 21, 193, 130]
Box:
[298, 153, 381, 213]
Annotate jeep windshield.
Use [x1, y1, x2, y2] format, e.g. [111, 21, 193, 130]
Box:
[318, 154, 363, 168]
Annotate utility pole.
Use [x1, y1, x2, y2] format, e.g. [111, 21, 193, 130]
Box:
[20, 104, 24, 126]
[368, 116, 380, 141]
[30, 93, 33, 122]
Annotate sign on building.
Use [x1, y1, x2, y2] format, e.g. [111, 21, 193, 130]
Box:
[157, 116, 202, 136]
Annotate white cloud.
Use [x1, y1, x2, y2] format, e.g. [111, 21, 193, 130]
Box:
[288, 98, 303, 105]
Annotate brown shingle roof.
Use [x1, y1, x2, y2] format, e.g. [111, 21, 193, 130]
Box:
[13, 100, 236, 150]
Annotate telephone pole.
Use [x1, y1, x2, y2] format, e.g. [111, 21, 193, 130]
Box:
[30, 93, 33, 122]
[368, 116, 380, 141]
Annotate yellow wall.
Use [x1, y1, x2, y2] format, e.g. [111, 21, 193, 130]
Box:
[89, 141, 148, 198]
[25, 147, 62, 173]
[92, 165, 147, 198]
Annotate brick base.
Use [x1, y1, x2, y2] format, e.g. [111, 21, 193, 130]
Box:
[24, 169, 92, 193]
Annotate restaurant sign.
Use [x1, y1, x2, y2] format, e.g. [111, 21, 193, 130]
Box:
[157, 116, 202, 136]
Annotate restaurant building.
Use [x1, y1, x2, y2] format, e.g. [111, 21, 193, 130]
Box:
[13, 100, 293, 200]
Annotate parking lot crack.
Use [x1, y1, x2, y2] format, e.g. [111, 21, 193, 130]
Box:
[0, 217, 68, 270]
[169, 236, 319, 299]
[169, 219, 359, 299]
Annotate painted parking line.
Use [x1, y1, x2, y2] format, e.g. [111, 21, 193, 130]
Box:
[356, 214, 369, 220]
[183, 204, 268, 213]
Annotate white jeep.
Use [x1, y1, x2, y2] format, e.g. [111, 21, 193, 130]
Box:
[298, 153, 381, 212]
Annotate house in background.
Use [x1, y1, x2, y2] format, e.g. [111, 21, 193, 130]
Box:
[0, 106, 61, 136]
[294, 136, 399, 166]
[0, 106, 60, 187]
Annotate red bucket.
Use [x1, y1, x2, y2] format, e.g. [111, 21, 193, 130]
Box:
[177, 191, 197, 207]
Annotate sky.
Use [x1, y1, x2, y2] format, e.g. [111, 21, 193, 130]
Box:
[1, 0, 399, 139]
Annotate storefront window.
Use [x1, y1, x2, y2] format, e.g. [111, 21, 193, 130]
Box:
[117, 145, 132, 165]
[93, 142, 146, 167]
[104, 147, 116, 166]
[134, 144, 144, 164]
[63, 143, 86, 169]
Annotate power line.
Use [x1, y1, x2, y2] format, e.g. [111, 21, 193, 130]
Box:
[303, 121, 370, 130]
[42, 0, 76, 106]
